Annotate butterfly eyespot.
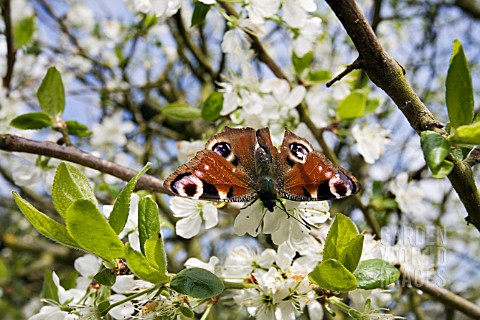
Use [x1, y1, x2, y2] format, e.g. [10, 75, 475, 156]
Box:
[288, 143, 310, 164]
[212, 142, 237, 163]
[171, 174, 204, 199]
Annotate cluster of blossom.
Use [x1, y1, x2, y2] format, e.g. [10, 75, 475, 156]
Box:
[25, 189, 434, 319]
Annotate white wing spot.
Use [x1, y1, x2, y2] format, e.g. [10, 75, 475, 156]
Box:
[204, 165, 210, 170]
[318, 165, 323, 172]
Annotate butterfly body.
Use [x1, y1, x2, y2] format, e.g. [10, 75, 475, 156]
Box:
[164, 127, 360, 211]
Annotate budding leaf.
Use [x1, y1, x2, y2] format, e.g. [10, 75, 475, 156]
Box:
[420, 131, 453, 178]
[337, 89, 367, 119]
[37, 66, 65, 117]
[354, 259, 400, 290]
[339, 234, 364, 273]
[323, 213, 359, 261]
[42, 271, 60, 303]
[125, 243, 169, 284]
[162, 103, 201, 121]
[12, 191, 79, 248]
[201, 92, 223, 121]
[450, 122, 480, 145]
[109, 163, 151, 235]
[66, 199, 124, 263]
[170, 268, 224, 299]
[309, 258, 358, 292]
[13, 16, 36, 49]
[9, 112, 53, 130]
[292, 51, 313, 75]
[94, 268, 116, 287]
[446, 39, 474, 128]
[65, 120, 92, 137]
[191, 2, 210, 27]
[52, 162, 97, 219]
[138, 196, 160, 255]
[144, 234, 168, 275]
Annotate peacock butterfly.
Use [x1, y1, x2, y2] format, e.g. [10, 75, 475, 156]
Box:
[164, 127, 360, 212]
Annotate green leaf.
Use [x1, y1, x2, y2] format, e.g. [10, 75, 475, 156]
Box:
[138, 196, 160, 255]
[179, 306, 195, 318]
[109, 163, 151, 235]
[65, 120, 92, 137]
[307, 70, 332, 83]
[98, 301, 111, 316]
[42, 271, 59, 302]
[308, 259, 358, 292]
[191, 2, 210, 27]
[339, 235, 364, 273]
[323, 213, 359, 261]
[37, 66, 65, 117]
[431, 160, 454, 179]
[52, 162, 96, 219]
[450, 122, 480, 145]
[292, 51, 313, 75]
[446, 40, 474, 128]
[170, 268, 224, 299]
[9, 112, 53, 130]
[144, 234, 168, 274]
[125, 243, 169, 284]
[66, 199, 124, 263]
[12, 191, 79, 248]
[420, 131, 451, 176]
[94, 269, 116, 287]
[337, 90, 367, 119]
[365, 98, 381, 114]
[13, 16, 36, 49]
[201, 92, 223, 122]
[162, 103, 201, 121]
[354, 259, 400, 290]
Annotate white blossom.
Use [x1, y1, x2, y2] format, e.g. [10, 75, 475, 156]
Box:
[74, 254, 102, 290]
[103, 193, 142, 251]
[66, 4, 95, 33]
[185, 256, 219, 273]
[90, 111, 135, 154]
[245, 0, 280, 25]
[388, 172, 426, 215]
[170, 197, 218, 238]
[280, 0, 316, 28]
[352, 123, 391, 164]
[124, 0, 181, 20]
[223, 246, 276, 278]
[292, 17, 322, 57]
[234, 200, 329, 252]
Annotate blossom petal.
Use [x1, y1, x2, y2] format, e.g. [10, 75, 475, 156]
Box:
[176, 215, 202, 238]
[202, 204, 219, 229]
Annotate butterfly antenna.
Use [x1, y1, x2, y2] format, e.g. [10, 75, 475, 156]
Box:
[275, 200, 311, 231]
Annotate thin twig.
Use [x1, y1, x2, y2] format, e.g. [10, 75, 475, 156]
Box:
[326, 58, 363, 87]
[0, 134, 169, 193]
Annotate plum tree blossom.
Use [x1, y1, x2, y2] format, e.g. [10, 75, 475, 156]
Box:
[170, 197, 218, 238]
[388, 172, 426, 215]
[352, 123, 391, 164]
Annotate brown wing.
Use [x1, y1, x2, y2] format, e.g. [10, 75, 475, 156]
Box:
[277, 128, 360, 201]
[205, 127, 257, 179]
[164, 150, 257, 202]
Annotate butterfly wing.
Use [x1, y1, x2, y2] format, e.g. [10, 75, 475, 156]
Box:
[164, 150, 257, 202]
[278, 129, 360, 201]
[205, 127, 257, 179]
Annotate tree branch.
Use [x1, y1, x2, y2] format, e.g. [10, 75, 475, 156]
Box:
[401, 269, 480, 319]
[0, 134, 169, 194]
[324, 0, 480, 232]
